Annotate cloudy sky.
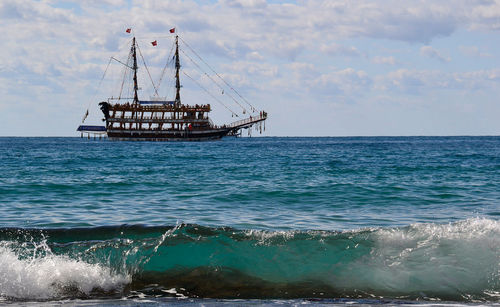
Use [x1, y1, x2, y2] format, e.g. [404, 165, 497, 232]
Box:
[1, 0, 500, 136]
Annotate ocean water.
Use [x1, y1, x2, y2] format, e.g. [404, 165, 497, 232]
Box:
[1, 136, 500, 305]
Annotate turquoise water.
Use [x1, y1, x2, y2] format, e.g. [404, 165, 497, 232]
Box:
[1, 136, 500, 304]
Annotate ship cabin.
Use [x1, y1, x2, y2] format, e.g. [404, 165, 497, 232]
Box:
[105, 100, 213, 132]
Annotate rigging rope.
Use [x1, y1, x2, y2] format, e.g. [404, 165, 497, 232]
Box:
[156, 41, 176, 93]
[118, 51, 133, 100]
[136, 42, 159, 97]
[110, 57, 132, 69]
[165, 69, 176, 101]
[83, 57, 113, 123]
[182, 71, 238, 117]
[179, 36, 258, 113]
[180, 47, 248, 114]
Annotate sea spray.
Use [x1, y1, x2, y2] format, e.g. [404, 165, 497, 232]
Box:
[1, 218, 500, 301]
[0, 240, 130, 300]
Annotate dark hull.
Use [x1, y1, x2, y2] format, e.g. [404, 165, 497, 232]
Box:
[106, 128, 232, 141]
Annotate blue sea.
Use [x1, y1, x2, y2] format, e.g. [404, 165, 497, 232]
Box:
[1, 136, 500, 306]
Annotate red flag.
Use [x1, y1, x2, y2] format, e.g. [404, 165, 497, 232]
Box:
[126, 28, 131, 33]
[169, 28, 175, 33]
[151, 40, 157, 46]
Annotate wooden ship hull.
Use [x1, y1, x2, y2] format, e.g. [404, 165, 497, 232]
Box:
[107, 129, 230, 141]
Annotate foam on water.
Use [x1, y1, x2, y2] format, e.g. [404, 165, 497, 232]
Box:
[0, 241, 130, 300]
[331, 218, 500, 300]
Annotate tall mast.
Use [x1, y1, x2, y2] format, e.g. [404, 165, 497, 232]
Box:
[132, 37, 139, 105]
[175, 35, 181, 105]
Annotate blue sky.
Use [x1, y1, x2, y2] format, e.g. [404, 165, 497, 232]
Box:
[1, 0, 500, 136]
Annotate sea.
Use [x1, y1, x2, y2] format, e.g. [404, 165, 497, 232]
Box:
[1, 136, 500, 306]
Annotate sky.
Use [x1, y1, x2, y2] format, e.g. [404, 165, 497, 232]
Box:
[1, 0, 500, 136]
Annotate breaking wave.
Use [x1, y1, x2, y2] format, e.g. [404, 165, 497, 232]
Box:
[1, 218, 500, 302]
[0, 241, 129, 300]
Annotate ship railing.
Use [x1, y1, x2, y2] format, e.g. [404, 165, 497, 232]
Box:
[109, 103, 211, 111]
[110, 116, 209, 120]
[228, 113, 267, 129]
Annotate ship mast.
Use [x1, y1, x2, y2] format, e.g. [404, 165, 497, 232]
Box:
[132, 37, 139, 105]
[175, 35, 181, 106]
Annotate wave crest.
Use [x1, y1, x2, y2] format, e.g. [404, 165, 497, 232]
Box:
[0, 241, 129, 300]
[1, 218, 500, 301]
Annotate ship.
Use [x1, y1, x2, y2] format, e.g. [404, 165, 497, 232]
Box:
[78, 31, 267, 141]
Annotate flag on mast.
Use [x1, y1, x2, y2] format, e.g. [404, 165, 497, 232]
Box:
[151, 40, 157, 46]
[126, 28, 131, 33]
[170, 28, 175, 33]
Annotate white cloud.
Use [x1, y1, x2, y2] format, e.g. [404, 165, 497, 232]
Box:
[459, 45, 492, 58]
[379, 68, 500, 94]
[220, 0, 268, 9]
[310, 68, 371, 97]
[246, 51, 264, 60]
[372, 56, 397, 65]
[420, 46, 451, 62]
[224, 61, 279, 78]
[320, 43, 361, 57]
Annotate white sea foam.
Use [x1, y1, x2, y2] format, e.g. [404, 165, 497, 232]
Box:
[327, 218, 500, 298]
[0, 243, 130, 300]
